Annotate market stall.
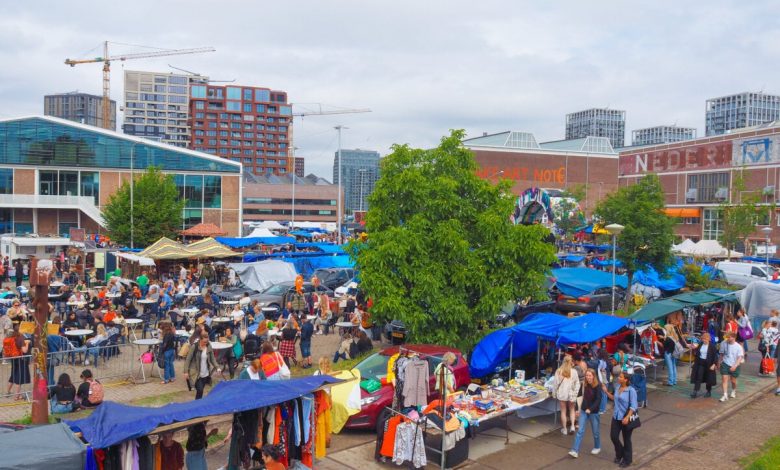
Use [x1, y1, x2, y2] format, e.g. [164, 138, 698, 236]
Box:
[66, 376, 342, 469]
[0, 422, 87, 470]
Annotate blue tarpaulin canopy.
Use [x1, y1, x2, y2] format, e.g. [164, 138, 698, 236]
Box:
[592, 258, 624, 268]
[632, 266, 686, 292]
[65, 376, 341, 449]
[469, 312, 630, 378]
[560, 254, 585, 263]
[241, 253, 354, 278]
[289, 231, 314, 238]
[216, 236, 296, 248]
[552, 267, 628, 297]
[294, 243, 346, 254]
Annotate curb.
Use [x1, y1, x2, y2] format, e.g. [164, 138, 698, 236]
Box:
[634, 380, 777, 468]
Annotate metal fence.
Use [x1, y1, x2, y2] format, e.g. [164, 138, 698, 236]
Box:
[0, 342, 147, 402]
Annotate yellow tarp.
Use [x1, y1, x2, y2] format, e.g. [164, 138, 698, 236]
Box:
[329, 369, 361, 433]
[139, 237, 238, 260]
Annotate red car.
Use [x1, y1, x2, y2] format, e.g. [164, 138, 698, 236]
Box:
[344, 344, 470, 433]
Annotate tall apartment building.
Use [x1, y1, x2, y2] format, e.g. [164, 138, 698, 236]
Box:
[188, 84, 291, 175]
[333, 149, 381, 213]
[123, 71, 207, 147]
[294, 156, 305, 177]
[566, 108, 626, 149]
[631, 125, 697, 146]
[705, 91, 780, 136]
[44, 92, 116, 130]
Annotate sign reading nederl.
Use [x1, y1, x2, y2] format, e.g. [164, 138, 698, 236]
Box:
[619, 142, 732, 176]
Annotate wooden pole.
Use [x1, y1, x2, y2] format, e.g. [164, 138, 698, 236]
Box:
[30, 258, 50, 425]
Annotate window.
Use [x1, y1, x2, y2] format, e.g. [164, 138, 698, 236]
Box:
[280, 105, 292, 116]
[204, 175, 221, 208]
[183, 209, 202, 229]
[255, 89, 270, 102]
[195, 101, 205, 110]
[169, 95, 187, 104]
[168, 85, 186, 94]
[684, 217, 701, 225]
[183, 175, 203, 208]
[0, 208, 11, 234]
[755, 210, 771, 226]
[0, 169, 12, 194]
[244, 103, 252, 112]
[226, 87, 241, 100]
[80, 171, 99, 205]
[751, 266, 767, 277]
[244, 89, 253, 100]
[703, 208, 723, 241]
[256, 104, 265, 113]
[226, 101, 241, 111]
[195, 112, 204, 119]
[688, 172, 729, 203]
[39, 171, 57, 195]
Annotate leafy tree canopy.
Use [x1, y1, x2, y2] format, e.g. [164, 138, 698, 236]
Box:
[553, 184, 587, 238]
[349, 130, 556, 351]
[594, 174, 675, 277]
[720, 171, 773, 255]
[103, 166, 184, 248]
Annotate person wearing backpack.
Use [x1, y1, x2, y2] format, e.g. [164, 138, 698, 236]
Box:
[75, 369, 103, 408]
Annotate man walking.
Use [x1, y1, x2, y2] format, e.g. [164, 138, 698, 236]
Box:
[718, 331, 745, 402]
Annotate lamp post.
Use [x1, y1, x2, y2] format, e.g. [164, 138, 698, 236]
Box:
[605, 223, 625, 314]
[762, 226, 773, 279]
[129, 142, 140, 249]
[358, 169, 366, 212]
[334, 125, 347, 244]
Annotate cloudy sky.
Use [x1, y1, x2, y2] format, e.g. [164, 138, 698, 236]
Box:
[0, 0, 776, 178]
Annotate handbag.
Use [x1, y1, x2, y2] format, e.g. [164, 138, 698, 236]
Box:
[672, 340, 685, 359]
[761, 353, 776, 376]
[178, 341, 190, 359]
[624, 411, 641, 431]
[276, 353, 291, 379]
[141, 351, 153, 364]
[738, 324, 754, 340]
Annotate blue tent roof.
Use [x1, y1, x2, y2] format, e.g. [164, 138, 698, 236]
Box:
[552, 267, 628, 297]
[592, 258, 624, 268]
[216, 236, 295, 248]
[65, 376, 341, 449]
[561, 254, 585, 263]
[632, 266, 685, 292]
[294, 243, 346, 254]
[289, 231, 314, 238]
[241, 253, 354, 278]
[469, 312, 629, 378]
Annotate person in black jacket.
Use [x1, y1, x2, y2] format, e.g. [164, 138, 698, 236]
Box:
[49, 373, 76, 414]
[568, 368, 603, 459]
[690, 331, 718, 398]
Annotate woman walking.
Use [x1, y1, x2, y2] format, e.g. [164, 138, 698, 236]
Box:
[690, 330, 717, 398]
[160, 322, 176, 384]
[606, 371, 638, 467]
[663, 317, 690, 386]
[568, 368, 602, 458]
[183, 331, 220, 399]
[553, 355, 580, 435]
[735, 309, 752, 356]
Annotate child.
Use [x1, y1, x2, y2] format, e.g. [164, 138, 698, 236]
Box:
[761, 319, 779, 360]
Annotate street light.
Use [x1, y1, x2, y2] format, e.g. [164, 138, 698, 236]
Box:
[129, 141, 140, 249]
[334, 125, 348, 244]
[358, 169, 367, 212]
[761, 226, 773, 279]
[605, 223, 625, 314]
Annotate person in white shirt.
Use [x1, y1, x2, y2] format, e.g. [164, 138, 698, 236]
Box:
[187, 283, 200, 294]
[718, 331, 745, 402]
[179, 265, 188, 282]
[760, 320, 779, 359]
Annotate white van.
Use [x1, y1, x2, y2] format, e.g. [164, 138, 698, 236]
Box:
[715, 261, 774, 286]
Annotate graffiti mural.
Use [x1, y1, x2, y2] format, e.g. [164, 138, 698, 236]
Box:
[512, 187, 554, 225]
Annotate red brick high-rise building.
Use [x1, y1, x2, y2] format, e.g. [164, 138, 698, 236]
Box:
[188, 84, 291, 175]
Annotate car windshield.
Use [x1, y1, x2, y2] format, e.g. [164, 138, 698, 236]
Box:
[354, 352, 390, 381]
[262, 284, 288, 295]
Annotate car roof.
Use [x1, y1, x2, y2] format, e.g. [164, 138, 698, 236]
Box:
[379, 344, 461, 357]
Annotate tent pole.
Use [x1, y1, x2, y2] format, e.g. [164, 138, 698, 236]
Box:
[508, 332, 514, 383]
[536, 338, 541, 379]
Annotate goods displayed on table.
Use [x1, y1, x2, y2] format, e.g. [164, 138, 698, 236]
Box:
[451, 376, 549, 424]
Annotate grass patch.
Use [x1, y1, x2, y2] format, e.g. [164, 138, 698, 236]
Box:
[11, 414, 58, 425]
[207, 432, 227, 447]
[740, 435, 780, 470]
[290, 351, 371, 377]
[132, 390, 189, 407]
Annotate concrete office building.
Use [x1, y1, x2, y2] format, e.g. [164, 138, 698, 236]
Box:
[0, 116, 242, 237]
[619, 121, 780, 249]
[632, 125, 697, 146]
[123, 70, 208, 147]
[332, 149, 380, 214]
[188, 84, 292, 176]
[242, 173, 341, 223]
[464, 131, 618, 217]
[294, 157, 305, 177]
[566, 108, 626, 149]
[706, 92, 780, 136]
[44, 92, 116, 131]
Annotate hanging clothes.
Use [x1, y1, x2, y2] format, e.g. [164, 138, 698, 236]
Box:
[301, 395, 315, 468]
[86, 447, 99, 470]
[402, 359, 429, 407]
[137, 436, 154, 470]
[379, 415, 403, 458]
[392, 421, 426, 468]
[119, 439, 140, 470]
[314, 390, 332, 458]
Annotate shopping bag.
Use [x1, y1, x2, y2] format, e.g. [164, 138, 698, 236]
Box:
[761, 355, 776, 375]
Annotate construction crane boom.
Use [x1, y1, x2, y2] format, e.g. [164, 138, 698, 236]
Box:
[64, 41, 215, 130]
[292, 108, 371, 118]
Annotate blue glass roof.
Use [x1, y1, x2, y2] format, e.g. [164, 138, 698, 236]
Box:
[0, 116, 241, 173]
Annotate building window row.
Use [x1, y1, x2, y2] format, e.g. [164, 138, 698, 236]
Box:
[244, 208, 335, 216]
[39, 170, 99, 205]
[243, 197, 336, 206]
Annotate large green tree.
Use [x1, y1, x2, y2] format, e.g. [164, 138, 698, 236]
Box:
[594, 174, 675, 279]
[349, 130, 556, 351]
[720, 171, 772, 256]
[103, 167, 184, 247]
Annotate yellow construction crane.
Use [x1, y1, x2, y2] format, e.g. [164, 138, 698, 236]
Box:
[65, 41, 215, 130]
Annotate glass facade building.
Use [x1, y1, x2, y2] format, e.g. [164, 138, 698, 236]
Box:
[631, 125, 697, 146]
[0, 116, 242, 237]
[566, 108, 626, 149]
[332, 149, 381, 214]
[44, 92, 116, 131]
[705, 92, 780, 136]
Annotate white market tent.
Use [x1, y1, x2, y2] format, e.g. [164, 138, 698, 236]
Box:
[683, 239, 743, 258]
[244, 227, 277, 238]
[250, 221, 286, 230]
[672, 238, 696, 253]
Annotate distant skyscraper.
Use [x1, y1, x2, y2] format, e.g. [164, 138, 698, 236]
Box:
[333, 149, 380, 213]
[44, 92, 116, 130]
[631, 125, 697, 146]
[123, 70, 207, 147]
[566, 108, 626, 149]
[705, 91, 780, 136]
[294, 156, 305, 177]
[188, 84, 292, 175]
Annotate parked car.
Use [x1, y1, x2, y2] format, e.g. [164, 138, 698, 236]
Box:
[495, 297, 557, 326]
[715, 261, 774, 287]
[334, 277, 359, 297]
[344, 344, 470, 433]
[215, 281, 258, 302]
[253, 281, 333, 312]
[555, 286, 626, 313]
[312, 268, 355, 290]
